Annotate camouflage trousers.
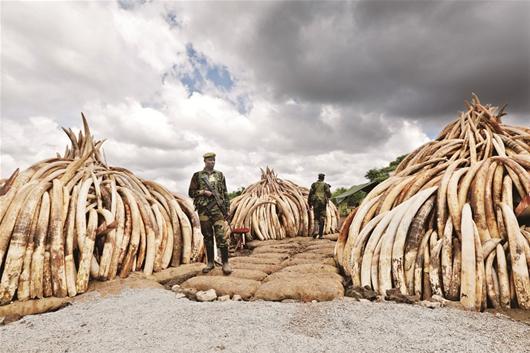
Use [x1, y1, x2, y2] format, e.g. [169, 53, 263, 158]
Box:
[314, 203, 327, 224]
[313, 203, 327, 234]
[198, 208, 228, 250]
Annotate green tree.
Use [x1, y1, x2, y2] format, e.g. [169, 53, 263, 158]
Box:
[228, 187, 245, 200]
[348, 190, 366, 207]
[331, 187, 348, 201]
[334, 154, 407, 216]
[365, 154, 406, 183]
[332, 187, 366, 217]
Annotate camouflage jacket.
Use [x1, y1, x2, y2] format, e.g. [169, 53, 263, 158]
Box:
[188, 169, 230, 213]
[308, 180, 331, 206]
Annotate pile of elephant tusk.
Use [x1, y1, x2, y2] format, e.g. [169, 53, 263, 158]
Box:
[336, 94, 530, 311]
[229, 168, 339, 240]
[0, 116, 202, 305]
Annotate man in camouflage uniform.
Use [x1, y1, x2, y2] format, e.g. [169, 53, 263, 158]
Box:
[188, 152, 232, 274]
[308, 173, 331, 239]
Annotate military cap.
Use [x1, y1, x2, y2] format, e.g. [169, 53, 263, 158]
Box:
[203, 152, 216, 159]
[318, 173, 325, 178]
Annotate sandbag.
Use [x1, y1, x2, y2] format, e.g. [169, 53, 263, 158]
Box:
[253, 247, 294, 255]
[261, 243, 302, 250]
[250, 253, 290, 261]
[202, 268, 268, 281]
[231, 262, 284, 274]
[147, 263, 206, 284]
[181, 276, 261, 300]
[264, 271, 343, 284]
[279, 263, 339, 274]
[0, 297, 72, 318]
[282, 257, 336, 267]
[323, 233, 339, 240]
[304, 243, 336, 252]
[293, 252, 333, 260]
[230, 256, 284, 265]
[254, 275, 344, 301]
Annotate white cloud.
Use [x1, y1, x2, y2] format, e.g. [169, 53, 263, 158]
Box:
[2, 1, 522, 194]
[85, 98, 197, 150]
[1, 1, 187, 121]
[1, 117, 64, 176]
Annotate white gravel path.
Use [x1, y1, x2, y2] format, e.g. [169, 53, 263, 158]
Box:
[1, 288, 528, 353]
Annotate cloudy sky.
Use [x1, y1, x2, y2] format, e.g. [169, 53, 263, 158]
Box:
[1, 1, 529, 193]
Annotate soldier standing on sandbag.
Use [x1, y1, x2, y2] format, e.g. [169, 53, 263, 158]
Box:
[188, 152, 232, 275]
[308, 173, 331, 239]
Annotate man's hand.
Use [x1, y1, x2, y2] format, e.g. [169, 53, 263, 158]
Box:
[202, 190, 213, 197]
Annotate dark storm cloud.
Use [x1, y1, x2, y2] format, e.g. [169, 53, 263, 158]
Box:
[253, 103, 393, 155]
[229, 1, 529, 122]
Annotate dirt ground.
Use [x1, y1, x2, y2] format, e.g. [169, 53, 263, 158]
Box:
[1, 287, 528, 353]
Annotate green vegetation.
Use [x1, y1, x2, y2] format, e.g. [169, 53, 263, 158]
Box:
[332, 187, 366, 217]
[332, 154, 407, 216]
[228, 187, 245, 200]
[365, 154, 406, 183]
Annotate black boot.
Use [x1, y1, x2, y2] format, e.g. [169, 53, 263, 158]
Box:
[220, 247, 232, 275]
[202, 240, 215, 273]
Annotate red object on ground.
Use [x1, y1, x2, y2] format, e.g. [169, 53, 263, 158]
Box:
[232, 227, 250, 234]
[231, 227, 250, 251]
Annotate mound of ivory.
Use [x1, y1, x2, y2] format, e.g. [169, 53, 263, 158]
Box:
[336, 94, 530, 310]
[0, 116, 202, 305]
[229, 168, 339, 240]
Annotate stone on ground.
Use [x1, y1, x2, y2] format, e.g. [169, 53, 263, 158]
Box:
[196, 289, 217, 302]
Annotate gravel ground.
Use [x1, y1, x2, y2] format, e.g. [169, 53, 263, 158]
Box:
[1, 288, 528, 353]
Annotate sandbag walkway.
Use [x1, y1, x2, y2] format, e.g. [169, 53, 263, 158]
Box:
[179, 236, 344, 302]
